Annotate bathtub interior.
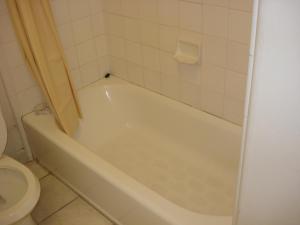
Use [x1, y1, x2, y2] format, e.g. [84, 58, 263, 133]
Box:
[74, 78, 242, 216]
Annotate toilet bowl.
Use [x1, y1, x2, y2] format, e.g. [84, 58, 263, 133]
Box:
[0, 156, 40, 225]
[0, 106, 40, 225]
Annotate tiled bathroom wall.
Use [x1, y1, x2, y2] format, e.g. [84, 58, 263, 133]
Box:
[106, 0, 253, 125]
[0, 75, 25, 161]
[50, 0, 109, 89]
[0, 0, 28, 161]
[0, 0, 108, 160]
[0, 0, 251, 160]
[0, 0, 109, 116]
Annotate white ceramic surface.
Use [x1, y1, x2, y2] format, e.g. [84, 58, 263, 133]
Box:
[26, 162, 49, 180]
[0, 105, 7, 156]
[0, 156, 40, 225]
[13, 214, 36, 225]
[39, 198, 112, 225]
[32, 175, 77, 223]
[23, 77, 242, 225]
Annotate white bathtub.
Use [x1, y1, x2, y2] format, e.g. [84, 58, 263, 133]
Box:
[23, 77, 242, 225]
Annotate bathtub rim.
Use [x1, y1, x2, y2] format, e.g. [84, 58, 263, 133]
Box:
[79, 77, 242, 133]
[23, 77, 241, 225]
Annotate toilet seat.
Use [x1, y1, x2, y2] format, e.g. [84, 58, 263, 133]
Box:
[0, 156, 40, 225]
[0, 106, 7, 156]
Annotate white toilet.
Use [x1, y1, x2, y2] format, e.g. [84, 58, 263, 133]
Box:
[0, 107, 40, 225]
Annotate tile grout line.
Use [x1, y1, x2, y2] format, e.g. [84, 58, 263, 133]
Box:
[37, 196, 80, 225]
[34, 163, 115, 225]
[34, 167, 80, 224]
[38, 172, 50, 181]
[38, 171, 51, 181]
[78, 195, 116, 225]
[35, 169, 115, 224]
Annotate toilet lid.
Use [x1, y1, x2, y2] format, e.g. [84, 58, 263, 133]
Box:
[0, 106, 7, 156]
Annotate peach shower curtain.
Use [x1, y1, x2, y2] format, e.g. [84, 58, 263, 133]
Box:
[7, 0, 81, 135]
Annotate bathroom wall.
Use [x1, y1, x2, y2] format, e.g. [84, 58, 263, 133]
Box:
[237, 1, 300, 224]
[106, 0, 253, 125]
[50, 0, 109, 89]
[0, 1, 29, 162]
[0, 74, 25, 161]
[0, 0, 251, 160]
[0, 0, 108, 161]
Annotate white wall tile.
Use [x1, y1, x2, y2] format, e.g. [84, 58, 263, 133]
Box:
[70, 69, 82, 89]
[109, 36, 125, 58]
[201, 65, 226, 93]
[111, 57, 128, 79]
[51, 0, 70, 25]
[125, 18, 141, 43]
[223, 97, 244, 124]
[159, 51, 179, 76]
[180, 81, 201, 106]
[161, 72, 180, 99]
[58, 24, 74, 49]
[143, 69, 161, 93]
[225, 70, 247, 100]
[9, 65, 36, 93]
[127, 62, 144, 86]
[17, 86, 44, 114]
[202, 35, 227, 67]
[65, 47, 79, 70]
[227, 41, 249, 73]
[229, 10, 252, 44]
[80, 60, 100, 85]
[141, 22, 159, 48]
[125, 41, 142, 65]
[0, 77, 16, 128]
[98, 55, 110, 76]
[90, 0, 104, 14]
[203, 5, 228, 38]
[95, 36, 108, 57]
[229, 0, 253, 12]
[159, 25, 178, 52]
[179, 64, 201, 84]
[142, 46, 160, 71]
[72, 17, 93, 44]
[104, 0, 122, 14]
[107, 14, 125, 37]
[2, 41, 25, 68]
[104, 0, 252, 125]
[158, 0, 179, 26]
[0, 70, 15, 98]
[92, 13, 106, 36]
[202, 0, 229, 7]
[0, 0, 110, 161]
[5, 126, 24, 155]
[0, 0, 253, 152]
[76, 40, 97, 65]
[201, 89, 224, 117]
[179, 30, 202, 46]
[69, 0, 91, 21]
[122, 0, 141, 18]
[140, 0, 158, 22]
[180, 1, 202, 33]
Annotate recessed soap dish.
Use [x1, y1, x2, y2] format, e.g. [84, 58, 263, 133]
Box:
[174, 40, 201, 65]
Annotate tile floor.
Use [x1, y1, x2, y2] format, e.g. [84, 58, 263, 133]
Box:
[26, 161, 115, 225]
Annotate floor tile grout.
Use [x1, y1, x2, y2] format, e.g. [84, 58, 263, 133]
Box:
[79, 195, 116, 225]
[38, 173, 50, 181]
[37, 197, 80, 224]
[29, 161, 116, 225]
